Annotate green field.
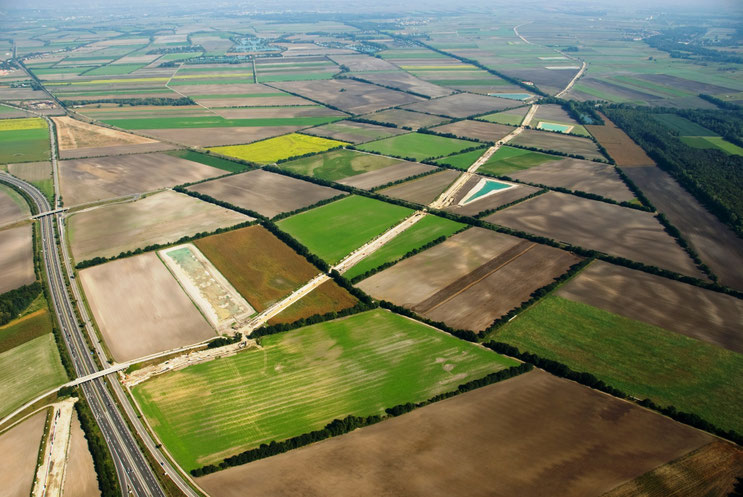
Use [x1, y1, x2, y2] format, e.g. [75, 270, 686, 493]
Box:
[165, 149, 249, 173]
[132, 309, 516, 470]
[208, 133, 347, 165]
[277, 195, 412, 264]
[477, 145, 559, 176]
[480, 111, 525, 126]
[0, 118, 50, 164]
[652, 114, 718, 136]
[357, 133, 474, 161]
[434, 148, 486, 170]
[0, 309, 52, 354]
[0, 332, 68, 418]
[493, 295, 743, 434]
[680, 136, 743, 156]
[100, 116, 342, 130]
[344, 216, 466, 280]
[279, 149, 403, 181]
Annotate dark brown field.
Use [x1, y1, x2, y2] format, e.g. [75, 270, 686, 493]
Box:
[139, 126, 304, 147]
[509, 158, 634, 202]
[301, 120, 407, 144]
[337, 161, 436, 190]
[532, 104, 581, 125]
[403, 93, 515, 118]
[59, 152, 225, 206]
[359, 227, 579, 331]
[622, 166, 743, 291]
[365, 108, 450, 129]
[378, 169, 459, 205]
[189, 169, 344, 218]
[446, 175, 540, 217]
[270, 79, 424, 115]
[558, 261, 743, 353]
[487, 192, 703, 277]
[586, 114, 655, 166]
[352, 72, 453, 98]
[197, 370, 712, 497]
[430, 120, 513, 143]
[511, 129, 605, 160]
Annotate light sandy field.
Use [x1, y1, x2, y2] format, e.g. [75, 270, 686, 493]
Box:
[67, 190, 251, 261]
[0, 225, 35, 294]
[79, 252, 216, 362]
[0, 183, 30, 226]
[59, 152, 225, 206]
[160, 244, 255, 330]
[7, 161, 51, 183]
[486, 192, 703, 277]
[558, 260, 743, 353]
[509, 158, 635, 202]
[61, 412, 101, 497]
[58, 142, 178, 160]
[0, 411, 46, 497]
[198, 370, 711, 497]
[379, 169, 460, 205]
[190, 169, 344, 218]
[52, 116, 157, 150]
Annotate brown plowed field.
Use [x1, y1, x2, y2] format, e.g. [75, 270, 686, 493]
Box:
[7, 161, 52, 184]
[486, 192, 703, 277]
[364, 109, 449, 129]
[557, 261, 743, 353]
[586, 114, 655, 167]
[62, 412, 101, 497]
[353, 72, 454, 98]
[328, 55, 399, 72]
[602, 441, 743, 497]
[532, 104, 581, 125]
[430, 120, 513, 143]
[52, 116, 157, 150]
[80, 252, 215, 362]
[214, 107, 346, 119]
[403, 93, 515, 118]
[0, 226, 34, 294]
[337, 161, 436, 190]
[189, 169, 344, 218]
[509, 158, 634, 202]
[140, 126, 304, 147]
[197, 370, 711, 497]
[58, 142, 177, 160]
[378, 169, 459, 205]
[0, 411, 46, 497]
[301, 120, 408, 144]
[68, 190, 250, 261]
[510, 129, 605, 160]
[59, 152, 225, 206]
[0, 184, 30, 226]
[622, 165, 743, 291]
[270, 79, 423, 115]
[446, 175, 540, 216]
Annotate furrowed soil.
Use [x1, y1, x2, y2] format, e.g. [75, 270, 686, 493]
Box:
[378, 169, 460, 205]
[403, 93, 515, 118]
[586, 114, 655, 167]
[0, 183, 31, 226]
[0, 225, 34, 294]
[430, 120, 514, 143]
[364, 109, 450, 129]
[301, 121, 408, 144]
[510, 129, 605, 161]
[0, 411, 47, 497]
[197, 371, 712, 497]
[52, 115, 157, 150]
[61, 412, 101, 497]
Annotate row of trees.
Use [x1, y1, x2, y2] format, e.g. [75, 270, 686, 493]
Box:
[0, 281, 42, 325]
[62, 97, 194, 107]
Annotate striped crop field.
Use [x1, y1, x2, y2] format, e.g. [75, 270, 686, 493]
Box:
[132, 309, 516, 471]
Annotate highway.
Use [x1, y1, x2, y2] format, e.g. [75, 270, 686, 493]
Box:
[0, 173, 168, 497]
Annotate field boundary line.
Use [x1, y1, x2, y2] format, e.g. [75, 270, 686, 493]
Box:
[165, 62, 218, 115]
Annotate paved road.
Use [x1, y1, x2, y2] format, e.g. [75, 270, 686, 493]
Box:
[0, 173, 167, 497]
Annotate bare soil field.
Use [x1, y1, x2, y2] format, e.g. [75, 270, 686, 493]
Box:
[509, 158, 635, 202]
[622, 166, 743, 291]
[430, 120, 513, 143]
[62, 412, 101, 497]
[558, 260, 743, 353]
[378, 169, 459, 205]
[0, 226, 34, 294]
[7, 161, 51, 183]
[511, 129, 605, 160]
[0, 411, 46, 497]
[502, 67, 578, 95]
[403, 93, 515, 118]
[446, 175, 540, 216]
[58, 142, 178, 160]
[365, 109, 450, 129]
[352, 72, 454, 98]
[486, 192, 702, 277]
[189, 169, 344, 218]
[586, 114, 655, 167]
[193, 95, 312, 107]
[301, 120, 408, 144]
[532, 104, 581, 125]
[0, 184, 30, 226]
[171, 83, 280, 96]
[52, 116, 158, 150]
[140, 126, 304, 147]
[198, 370, 711, 497]
[214, 107, 346, 119]
[329, 55, 400, 72]
[338, 161, 436, 190]
[270, 79, 424, 115]
[602, 441, 743, 497]
[59, 152, 225, 206]
[68, 190, 249, 261]
[79, 252, 215, 362]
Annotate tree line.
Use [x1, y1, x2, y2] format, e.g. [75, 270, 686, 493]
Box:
[61, 97, 194, 107]
[74, 394, 121, 497]
[0, 281, 42, 325]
